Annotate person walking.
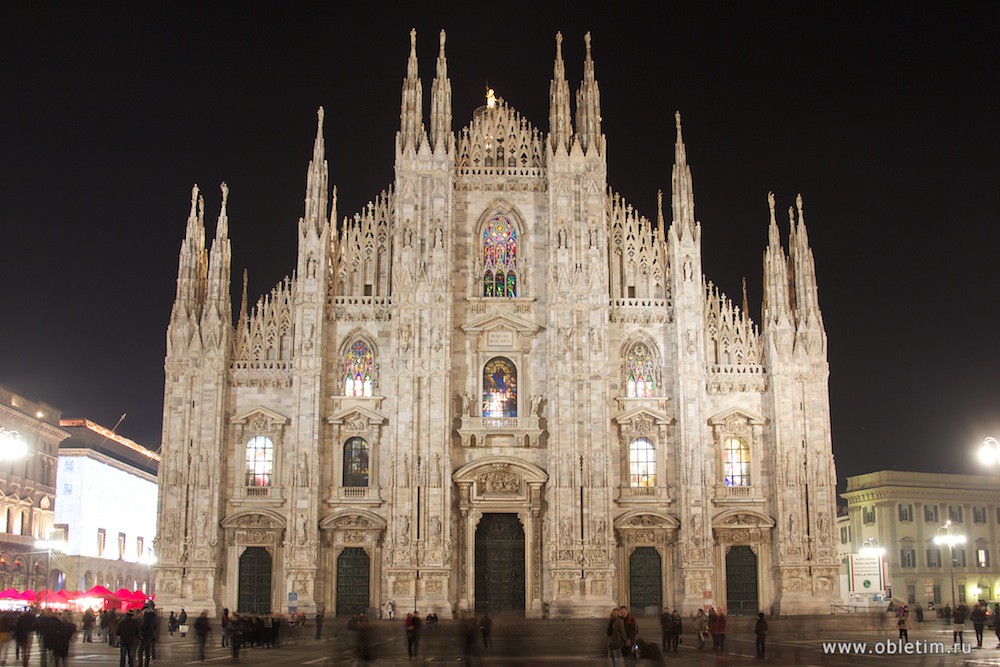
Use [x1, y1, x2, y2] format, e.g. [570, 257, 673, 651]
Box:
[314, 610, 324, 640]
[897, 606, 910, 642]
[220, 608, 230, 648]
[692, 609, 708, 649]
[914, 603, 924, 624]
[82, 609, 95, 643]
[138, 603, 157, 667]
[754, 612, 768, 659]
[944, 603, 952, 624]
[14, 610, 36, 667]
[669, 610, 682, 652]
[479, 612, 492, 649]
[194, 611, 211, 661]
[178, 609, 188, 638]
[715, 612, 728, 653]
[971, 604, 986, 648]
[953, 604, 967, 647]
[620, 607, 638, 666]
[659, 608, 671, 652]
[404, 612, 421, 659]
[707, 607, 719, 650]
[607, 608, 628, 666]
[116, 610, 141, 667]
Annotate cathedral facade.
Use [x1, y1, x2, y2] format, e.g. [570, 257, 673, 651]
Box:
[154, 30, 840, 618]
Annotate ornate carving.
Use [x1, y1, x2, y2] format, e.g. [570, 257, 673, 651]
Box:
[477, 467, 521, 495]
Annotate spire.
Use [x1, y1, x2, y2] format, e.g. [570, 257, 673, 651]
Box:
[741, 277, 749, 316]
[205, 182, 232, 322]
[548, 31, 573, 154]
[762, 191, 792, 326]
[789, 193, 823, 330]
[670, 111, 697, 239]
[656, 189, 665, 239]
[304, 107, 329, 234]
[429, 29, 452, 153]
[169, 184, 208, 348]
[574, 31, 603, 155]
[237, 269, 249, 327]
[399, 28, 425, 153]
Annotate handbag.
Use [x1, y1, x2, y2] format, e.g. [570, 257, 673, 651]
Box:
[179, 624, 189, 634]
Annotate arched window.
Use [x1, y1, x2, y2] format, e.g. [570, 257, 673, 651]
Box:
[343, 340, 375, 397]
[482, 357, 517, 418]
[722, 437, 750, 487]
[482, 213, 517, 297]
[245, 436, 274, 487]
[625, 342, 656, 398]
[628, 438, 656, 487]
[343, 437, 370, 487]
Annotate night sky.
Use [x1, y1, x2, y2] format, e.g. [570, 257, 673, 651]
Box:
[2, 4, 998, 489]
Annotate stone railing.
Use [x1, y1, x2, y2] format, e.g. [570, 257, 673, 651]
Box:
[458, 415, 543, 448]
[714, 484, 760, 504]
[609, 298, 672, 324]
[328, 295, 393, 322]
[706, 364, 766, 393]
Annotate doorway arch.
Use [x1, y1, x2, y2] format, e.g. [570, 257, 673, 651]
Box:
[475, 513, 525, 614]
[238, 547, 272, 613]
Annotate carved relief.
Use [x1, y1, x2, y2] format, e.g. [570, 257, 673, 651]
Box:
[477, 467, 521, 495]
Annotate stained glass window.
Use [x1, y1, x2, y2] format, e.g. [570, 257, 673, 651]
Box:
[629, 438, 656, 487]
[625, 343, 656, 398]
[723, 437, 750, 487]
[245, 436, 274, 487]
[482, 357, 517, 418]
[343, 340, 374, 397]
[482, 213, 518, 297]
[343, 437, 369, 487]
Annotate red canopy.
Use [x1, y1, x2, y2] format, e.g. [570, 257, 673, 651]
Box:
[0, 588, 19, 599]
[56, 590, 76, 601]
[19, 590, 36, 601]
[81, 586, 119, 599]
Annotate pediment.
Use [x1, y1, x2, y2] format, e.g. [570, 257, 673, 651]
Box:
[221, 508, 287, 529]
[452, 455, 548, 485]
[462, 311, 540, 336]
[612, 406, 674, 428]
[711, 509, 775, 529]
[319, 509, 387, 531]
[230, 406, 289, 427]
[707, 407, 766, 427]
[327, 405, 387, 427]
[614, 510, 679, 530]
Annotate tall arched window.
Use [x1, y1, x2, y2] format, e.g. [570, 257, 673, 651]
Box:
[482, 357, 517, 418]
[344, 340, 375, 397]
[625, 342, 656, 398]
[482, 213, 517, 297]
[723, 437, 750, 487]
[629, 438, 656, 487]
[343, 437, 370, 487]
[245, 436, 274, 487]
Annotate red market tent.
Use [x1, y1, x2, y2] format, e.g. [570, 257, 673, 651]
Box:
[18, 590, 36, 601]
[56, 590, 76, 601]
[0, 588, 19, 599]
[81, 586, 118, 599]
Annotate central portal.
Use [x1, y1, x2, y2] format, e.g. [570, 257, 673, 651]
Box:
[725, 545, 759, 616]
[475, 513, 525, 614]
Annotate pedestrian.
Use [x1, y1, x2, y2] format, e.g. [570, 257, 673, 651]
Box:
[38, 608, 61, 667]
[138, 603, 157, 667]
[707, 606, 718, 650]
[898, 605, 910, 642]
[993, 604, 1000, 648]
[82, 608, 95, 642]
[116, 609, 141, 667]
[607, 608, 627, 666]
[178, 609, 188, 638]
[971, 604, 986, 648]
[953, 604, 967, 647]
[754, 612, 767, 659]
[194, 611, 211, 661]
[620, 606, 638, 666]
[15, 610, 36, 667]
[479, 612, 492, 649]
[168, 611, 177, 637]
[388, 600, 395, 620]
[659, 608, 671, 652]
[692, 609, 708, 649]
[462, 614, 481, 665]
[0, 611, 13, 665]
[314, 609, 324, 640]
[221, 608, 230, 648]
[230, 613, 245, 663]
[944, 603, 952, 624]
[50, 615, 75, 667]
[714, 612, 728, 653]
[404, 612, 421, 658]
[914, 602, 924, 624]
[669, 610, 682, 652]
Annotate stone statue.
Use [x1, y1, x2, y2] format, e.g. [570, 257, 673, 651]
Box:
[529, 394, 543, 417]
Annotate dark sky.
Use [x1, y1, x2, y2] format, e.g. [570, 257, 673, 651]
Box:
[2, 3, 998, 487]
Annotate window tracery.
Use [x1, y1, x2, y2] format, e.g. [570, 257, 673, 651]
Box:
[482, 214, 518, 297]
[245, 436, 274, 487]
[722, 437, 750, 487]
[482, 357, 517, 418]
[628, 438, 656, 487]
[343, 339, 375, 397]
[343, 437, 370, 487]
[625, 342, 656, 398]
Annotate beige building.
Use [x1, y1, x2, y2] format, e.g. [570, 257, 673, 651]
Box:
[0, 384, 66, 590]
[842, 471, 1000, 607]
[155, 30, 841, 618]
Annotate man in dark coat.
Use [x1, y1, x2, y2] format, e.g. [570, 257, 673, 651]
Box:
[116, 610, 141, 667]
[138, 604, 157, 667]
[754, 612, 768, 659]
[620, 606, 638, 665]
[194, 611, 211, 661]
[669, 610, 682, 652]
[37, 609, 61, 667]
[659, 608, 671, 651]
[14, 611, 37, 667]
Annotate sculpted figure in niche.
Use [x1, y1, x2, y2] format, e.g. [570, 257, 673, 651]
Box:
[430, 453, 442, 488]
[461, 393, 472, 415]
[529, 394, 543, 417]
[297, 513, 308, 545]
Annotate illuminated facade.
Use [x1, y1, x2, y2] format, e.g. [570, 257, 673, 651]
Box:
[156, 30, 840, 618]
[0, 384, 64, 591]
[55, 420, 159, 592]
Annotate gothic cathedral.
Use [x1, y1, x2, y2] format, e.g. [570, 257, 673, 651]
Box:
[154, 30, 840, 618]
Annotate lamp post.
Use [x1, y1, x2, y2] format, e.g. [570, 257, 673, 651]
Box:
[978, 437, 1000, 466]
[0, 427, 29, 462]
[859, 537, 886, 558]
[139, 549, 157, 597]
[934, 520, 966, 608]
[34, 537, 66, 608]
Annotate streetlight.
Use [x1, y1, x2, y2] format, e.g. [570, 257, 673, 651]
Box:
[860, 537, 886, 558]
[0, 427, 28, 461]
[34, 537, 66, 608]
[934, 520, 967, 608]
[139, 549, 157, 597]
[979, 437, 999, 466]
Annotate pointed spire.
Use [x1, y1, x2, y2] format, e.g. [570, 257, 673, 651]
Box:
[548, 31, 573, 153]
[215, 181, 229, 241]
[762, 192, 792, 328]
[574, 31, 603, 155]
[171, 184, 208, 330]
[205, 182, 232, 322]
[399, 28, 425, 152]
[304, 107, 329, 234]
[429, 29, 452, 153]
[238, 269, 249, 326]
[741, 277, 750, 316]
[767, 191, 780, 247]
[670, 111, 697, 239]
[789, 194, 823, 331]
[656, 189, 665, 239]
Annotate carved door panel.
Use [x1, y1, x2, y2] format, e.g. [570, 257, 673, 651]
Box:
[336, 547, 370, 617]
[475, 513, 525, 614]
[629, 547, 662, 613]
[725, 545, 759, 616]
[237, 547, 272, 613]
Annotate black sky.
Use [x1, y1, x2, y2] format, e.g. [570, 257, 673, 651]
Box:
[2, 3, 998, 487]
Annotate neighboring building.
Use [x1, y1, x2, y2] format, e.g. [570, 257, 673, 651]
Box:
[155, 30, 840, 618]
[0, 384, 66, 590]
[55, 419, 159, 592]
[842, 471, 1000, 607]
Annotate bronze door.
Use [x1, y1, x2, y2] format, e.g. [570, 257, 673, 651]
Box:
[237, 547, 272, 613]
[725, 545, 759, 616]
[336, 547, 370, 617]
[475, 513, 525, 614]
[629, 546, 662, 613]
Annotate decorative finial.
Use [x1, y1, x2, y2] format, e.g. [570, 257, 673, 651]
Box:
[675, 111, 682, 133]
[317, 106, 324, 125]
[788, 206, 795, 229]
[220, 181, 229, 208]
[796, 193, 804, 216]
[190, 184, 200, 214]
[439, 29, 446, 52]
[486, 87, 496, 109]
[584, 31, 592, 57]
[767, 191, 775, 214]
[409, 28, 417, 53]
[556, 31, 563, 56]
